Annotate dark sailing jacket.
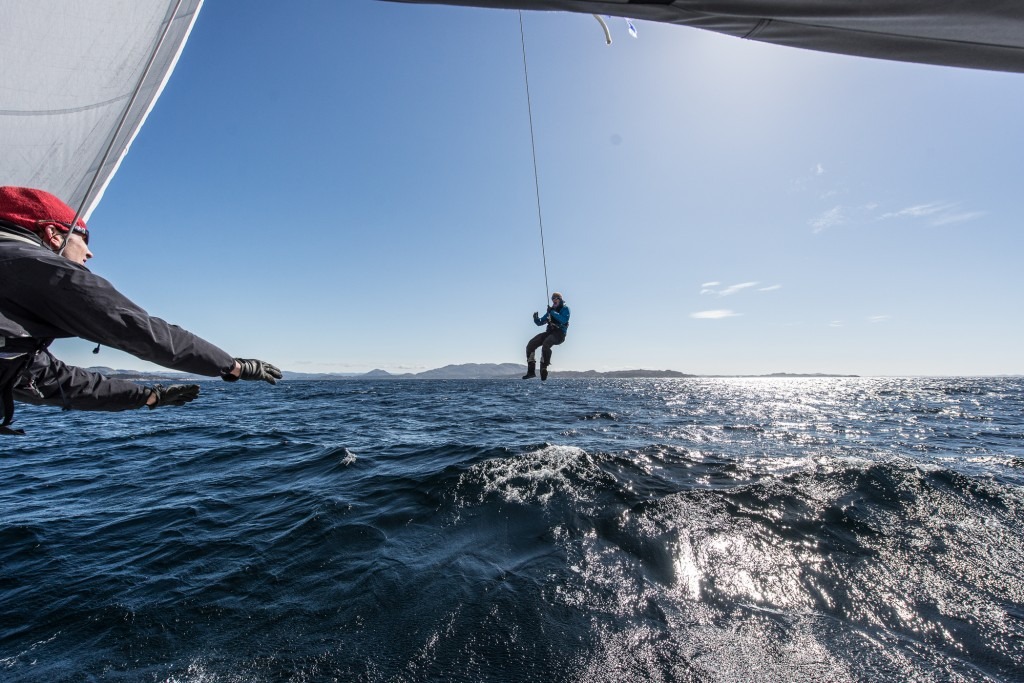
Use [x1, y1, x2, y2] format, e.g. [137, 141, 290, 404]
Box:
[534, 302, 570, 335]
[0, 220, 235, 414]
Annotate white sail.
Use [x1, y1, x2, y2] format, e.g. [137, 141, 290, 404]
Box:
[0, 0, 203, 221]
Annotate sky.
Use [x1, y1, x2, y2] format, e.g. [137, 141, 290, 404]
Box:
[51, 0, 1024, 376]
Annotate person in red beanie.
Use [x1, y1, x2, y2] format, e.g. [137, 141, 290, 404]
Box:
[0, 186, 281, 435]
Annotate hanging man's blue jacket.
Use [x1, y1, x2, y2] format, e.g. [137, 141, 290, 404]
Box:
[534, 302, 570, 334]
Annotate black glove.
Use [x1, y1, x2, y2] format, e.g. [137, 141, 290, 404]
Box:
[230, 358, 283, 385]
[147, 383, 200, 409]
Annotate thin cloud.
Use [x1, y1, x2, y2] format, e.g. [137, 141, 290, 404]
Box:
[931, 210, 986, 226]
[810, 206, 847, 233]
[881, 202, 955, 219]
[293, 360, 361, 368]
[829, 320, 844, 328]
[880, 201, 985, 227]
[813, 200, 980, 232]
[702, 281, 759, 297]
[691, 310, 740, 319]
[868, 315, 892, 323]
[790, 162, 832, 194]
[720, 282, 758, 296]
[758, 284, 782, 292]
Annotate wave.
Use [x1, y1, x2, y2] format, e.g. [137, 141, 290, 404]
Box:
[2, 378, 1023, 681]
[437, 446, 1024, 681]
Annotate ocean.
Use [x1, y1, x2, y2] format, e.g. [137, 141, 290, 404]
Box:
[2, 377, 1023, 682]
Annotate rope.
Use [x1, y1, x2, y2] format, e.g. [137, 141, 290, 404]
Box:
[60, 0, 186, 256]
[518, 11, 550, 302]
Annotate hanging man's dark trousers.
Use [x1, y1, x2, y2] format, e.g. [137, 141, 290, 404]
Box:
[525, 329, 566, 381]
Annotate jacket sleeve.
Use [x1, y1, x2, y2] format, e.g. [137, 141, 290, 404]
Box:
[17, 255, 235, 377]
[13, 351, 149, 411]
[550, 306, 570, 327]
[535, 311, 548, 326]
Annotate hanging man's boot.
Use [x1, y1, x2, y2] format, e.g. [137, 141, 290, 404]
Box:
[522, 361, 536, 379]
[540, 362, 549, 381]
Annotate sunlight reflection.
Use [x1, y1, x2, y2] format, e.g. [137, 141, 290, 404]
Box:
[674, 537, 701, 599]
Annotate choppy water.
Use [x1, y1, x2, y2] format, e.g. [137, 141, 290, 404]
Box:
[2, 377, 1023, 682]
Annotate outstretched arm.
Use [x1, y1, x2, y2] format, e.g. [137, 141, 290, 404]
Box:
[11, 255, 235, 377]
[13, 352, 205, 412]
[13, 352, 149, 411]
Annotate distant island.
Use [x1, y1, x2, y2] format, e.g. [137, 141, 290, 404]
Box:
[86, 363, 858, 381]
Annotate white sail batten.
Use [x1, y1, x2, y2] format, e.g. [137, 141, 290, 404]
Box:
[0, 0, 203, 221]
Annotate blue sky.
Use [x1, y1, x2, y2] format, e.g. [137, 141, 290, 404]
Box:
[52, 0, 1024, 376]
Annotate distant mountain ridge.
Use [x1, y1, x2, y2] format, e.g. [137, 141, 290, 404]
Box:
[87, 363, 857, 381]
[282, 364, 695, 380]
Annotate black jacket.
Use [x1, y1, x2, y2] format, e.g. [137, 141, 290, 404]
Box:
[0, 221, 235, 413]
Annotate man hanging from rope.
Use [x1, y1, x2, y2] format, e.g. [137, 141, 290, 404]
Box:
[522, 292, 570, 381]
[0, 186, 281, 435]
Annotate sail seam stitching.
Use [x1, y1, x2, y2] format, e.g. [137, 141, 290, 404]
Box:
[0, 95, 131, 117]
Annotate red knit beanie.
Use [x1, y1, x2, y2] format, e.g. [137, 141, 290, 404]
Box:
[0, 187, 89, 240]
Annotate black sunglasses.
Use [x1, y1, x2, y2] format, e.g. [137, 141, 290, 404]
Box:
[36, 219, 89, 245]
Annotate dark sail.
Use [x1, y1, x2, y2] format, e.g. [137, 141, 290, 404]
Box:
[388, 1, 1024, 73]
